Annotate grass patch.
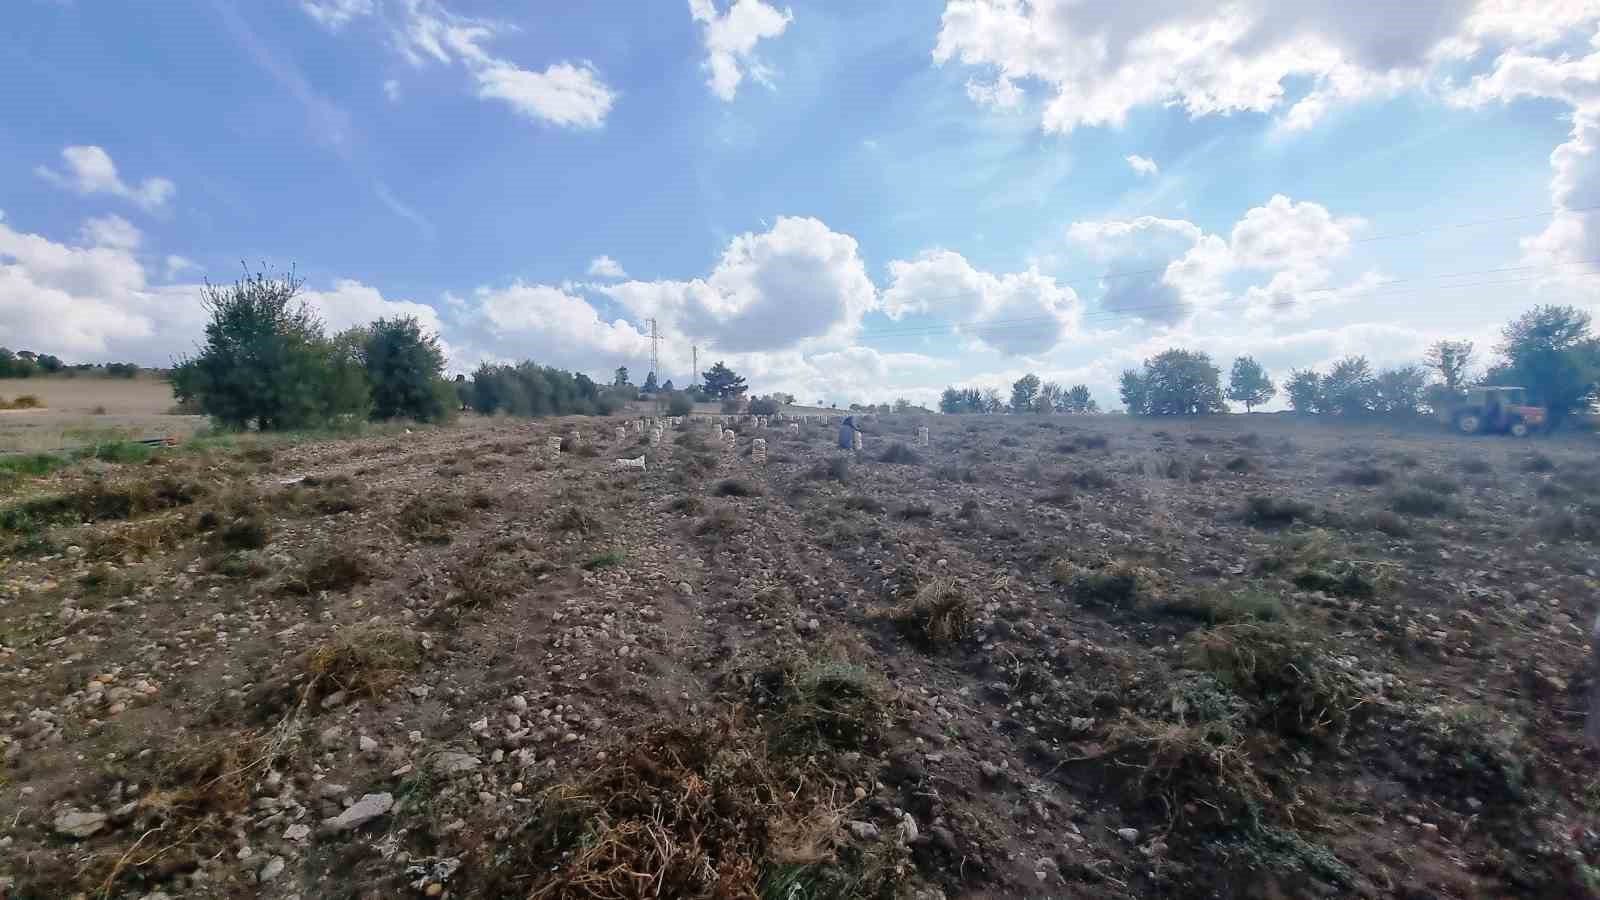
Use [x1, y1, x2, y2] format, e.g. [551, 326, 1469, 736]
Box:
[1102, 717, 1269, 825]
[714, 477, 762, 497]
[1185, 623, 1366, 739]
[1063, 561, 1149, 609]
[1388, 487, 1457, 517]
[1457, 455, 1493, 474]
[1151, 586, 1285, 624]
[894, 503, 933, 520]
[0, 476, 203, 533]
[1333, 463, 1391, 486]
[754, 657, 888, 756]
[1400, 703, 1526, 803]
[1070, 468, 1115, 490]
[218, 513, 270, 550]
[807, 456, 851, 482]
[1291, 564, 1377, 599]
[694, 505, 739, 539]
[286, 548, 372, 594]
[1243, 495, 1314, 528]
[306, 626, 423, 699]
[399, 493, 470, 542]
[553, 504, 601, 535]
[892, 576, 972, 649]
[669, 495, 704, 516]
[877, 442, 922, 465]
[583, 549, 626, 570]
[842, 495, 884, 513]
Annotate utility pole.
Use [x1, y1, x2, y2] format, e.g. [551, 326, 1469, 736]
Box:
[648, 318, 659, 382]
[691, 345, 698, 388]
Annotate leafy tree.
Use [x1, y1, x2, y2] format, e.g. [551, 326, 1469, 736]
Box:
[1131, 349, 1226, 415]
[771, 392, 796, 405]
[748, 395, 780, 416]
[642, 371, 659, 393]
[1037, 381, 1063, 413]
[661, 379, 675, 392]
[1285, 369, 1323, 413]
[36, 354, 63, 373]
[1423, 340, 1474, 393]
[1321, 355, 1376, 416]
[1064, 384, 1099, 414]
[0, 349, 32, 378]
[361, 316, 450, 422]
[1372, 365, 1428, 417]
[667, 393, 693, 416]
[1227, 356, 1276, 412]
[1494, 305, 1600, 424]
[172, 271, 367, 430]
[701, 361, 748, 400]
[1119, 369, 1149, 415]
[466, 361, 615, 417]
[613, 366, 630, 387]
[982, 388, 1004, 414]
[1010, 373, 1042, 413]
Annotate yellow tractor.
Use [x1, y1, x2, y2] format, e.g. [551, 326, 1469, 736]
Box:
[1437, 385, 1547, 436]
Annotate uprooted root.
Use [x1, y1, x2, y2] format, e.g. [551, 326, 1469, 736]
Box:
[891, 577, 972, 649]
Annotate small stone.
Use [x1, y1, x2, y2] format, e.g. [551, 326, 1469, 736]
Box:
[318, 726, 345, 749]
[434, 752, 481, 774]
[258, 856, 285, 882]
[283, 824, 311, 842]
[899, 815, 919, 843]
[107, 703, 127, 715]
[425, 884, 444, 898]
[318, 783, 349, 799]
[1117, 828, 1139, 843]
[509, 695, 528, 713]
[853, 786, 867, 801]
[322, 792, 394, 832]
[53, 809, 108, 839]
[678, 582, 693, 597]
[511, 782, 525, 794]
[1465, 797, 1482, 810]
[358, 736, 379, 753]
[469, 716, 489, 736]
[849, 820, 881, 840]
[563, 732, 579, 743]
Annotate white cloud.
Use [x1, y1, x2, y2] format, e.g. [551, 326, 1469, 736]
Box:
[301, 0, 374, 30]
[587, 255, 627, 279]
[35, 145, 175, 213]
[931, 0, 1596, 133]
[689, 0, 793, 101]
[601, 216, 878, 352]
[882, 250, 1080, 356]
[300, 279, 446, 337]
[78, 215, 141, 251]
[307, 1, 618, 129]
[165, 255, 198, 280]
[1126, 154, 1159, 176]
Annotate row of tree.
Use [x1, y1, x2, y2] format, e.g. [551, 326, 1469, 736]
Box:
[0, 348, 141, 379]
[938, 378, 1100, 415]
[1115, 305, 1600, 423]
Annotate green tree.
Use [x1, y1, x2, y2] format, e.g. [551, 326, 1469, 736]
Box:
[1227, 356, 1276, 412]
[661, 379, 675, 392]
[1322, 355, 1376, 416]
[1372, 365, 1428, 417]
[1037, 381, 1063, 413]
[642, 371, 659, 393]
[36, 354, 63, 373]
[1494, 305, 1600, 424]
[667, 393, 693, 416]
[701, 361, 748, 400]
[613, 366, 630, 387]
[1133, 349, 1226, 415]
[1285, 369, 1323, 413]
[172, 271, 365, 430]
[361, 316, 449, 422]
[1064, 384, 1099, 414]
[1423, 340, 1474, 393]
[1010, 373, 1042, 413]
[1119, 369, 1149, 415]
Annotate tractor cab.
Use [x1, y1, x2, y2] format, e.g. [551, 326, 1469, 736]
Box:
[1440, 385, 1547, 436]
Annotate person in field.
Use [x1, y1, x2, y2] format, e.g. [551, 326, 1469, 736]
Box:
[838, 415, 858, 450]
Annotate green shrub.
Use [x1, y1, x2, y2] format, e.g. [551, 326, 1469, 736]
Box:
[1243, 495, 1313, 527]
[1389, 487, 1455, 517]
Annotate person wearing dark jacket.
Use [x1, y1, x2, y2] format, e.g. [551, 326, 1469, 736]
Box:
[838, 416, 858, 450]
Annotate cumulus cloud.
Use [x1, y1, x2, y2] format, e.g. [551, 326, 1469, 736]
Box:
[587, 255, 627, 279]
[882, 250, 1080, 356]
[689, 0, 793, 101]
[300, 279, 448, 338]
[1126, 154, 1159, 176]
[931, 0, 1598, 133]
[35, 146, 175, 213]
[305, 1, 617, 129]
[1067, 196, 1366, 325]
[165, 255, 198, 280]
[301, 0, 374, 30]
[79, 215, 141, 251]
[601, 216, 877, 353]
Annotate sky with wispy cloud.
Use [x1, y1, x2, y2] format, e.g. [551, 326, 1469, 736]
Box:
[4, 0, 1599, 408]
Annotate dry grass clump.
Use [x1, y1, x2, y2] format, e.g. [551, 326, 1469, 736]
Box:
[218, 512, 270, 550]
[877, 442, 922, 465]
[754, 657, 889, 756]
[285, 548, 373, 594]
[553, 504, 602, 535]
[892, 576, 972, 648]
[808, 456, 851, 482]
[1185, 623, 1367, 739]
[1058, 560, 1152, 609]
[1535, 502, 1600, 542]
[86, 514, 191, 561]
[1333, 463, 1392, 486]
[1, 476, 204, 534]
[306, 626, 423, 699]
[1151, 586, 1285, 624]
[842, 494, 884, 514]
[492, 722, 872, 900]
[399, 493, 470, 542]
[0, 394, 44, 409]
[714, 477, 762, 497]
[1102, 717, 1269, 824]
[694, 504, 739, 539]
[1399, 703, 1527, 803]
[1242, 494, 1314, 528]
[1457, 455, 1493, 474]
[669, 495, 705, 516]
[1225, 455, 1254, 473]
[1388, 486, 1457, 517]
[1070, 468, 1115, 490]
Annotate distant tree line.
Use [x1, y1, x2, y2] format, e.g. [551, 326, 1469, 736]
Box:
[1114, 305, 1600, 425]
[937, 378, 1098, 415]
[0, 348, 142, 379]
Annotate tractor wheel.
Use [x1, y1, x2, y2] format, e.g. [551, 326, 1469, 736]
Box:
[1456, 413, 1482, 435]
[1510, 421, 1531, 438]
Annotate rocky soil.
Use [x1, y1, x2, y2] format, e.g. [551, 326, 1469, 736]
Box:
[1, 413, 1597, 898]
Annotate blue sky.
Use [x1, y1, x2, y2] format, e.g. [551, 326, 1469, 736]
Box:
[4, 0, 1600, 408]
